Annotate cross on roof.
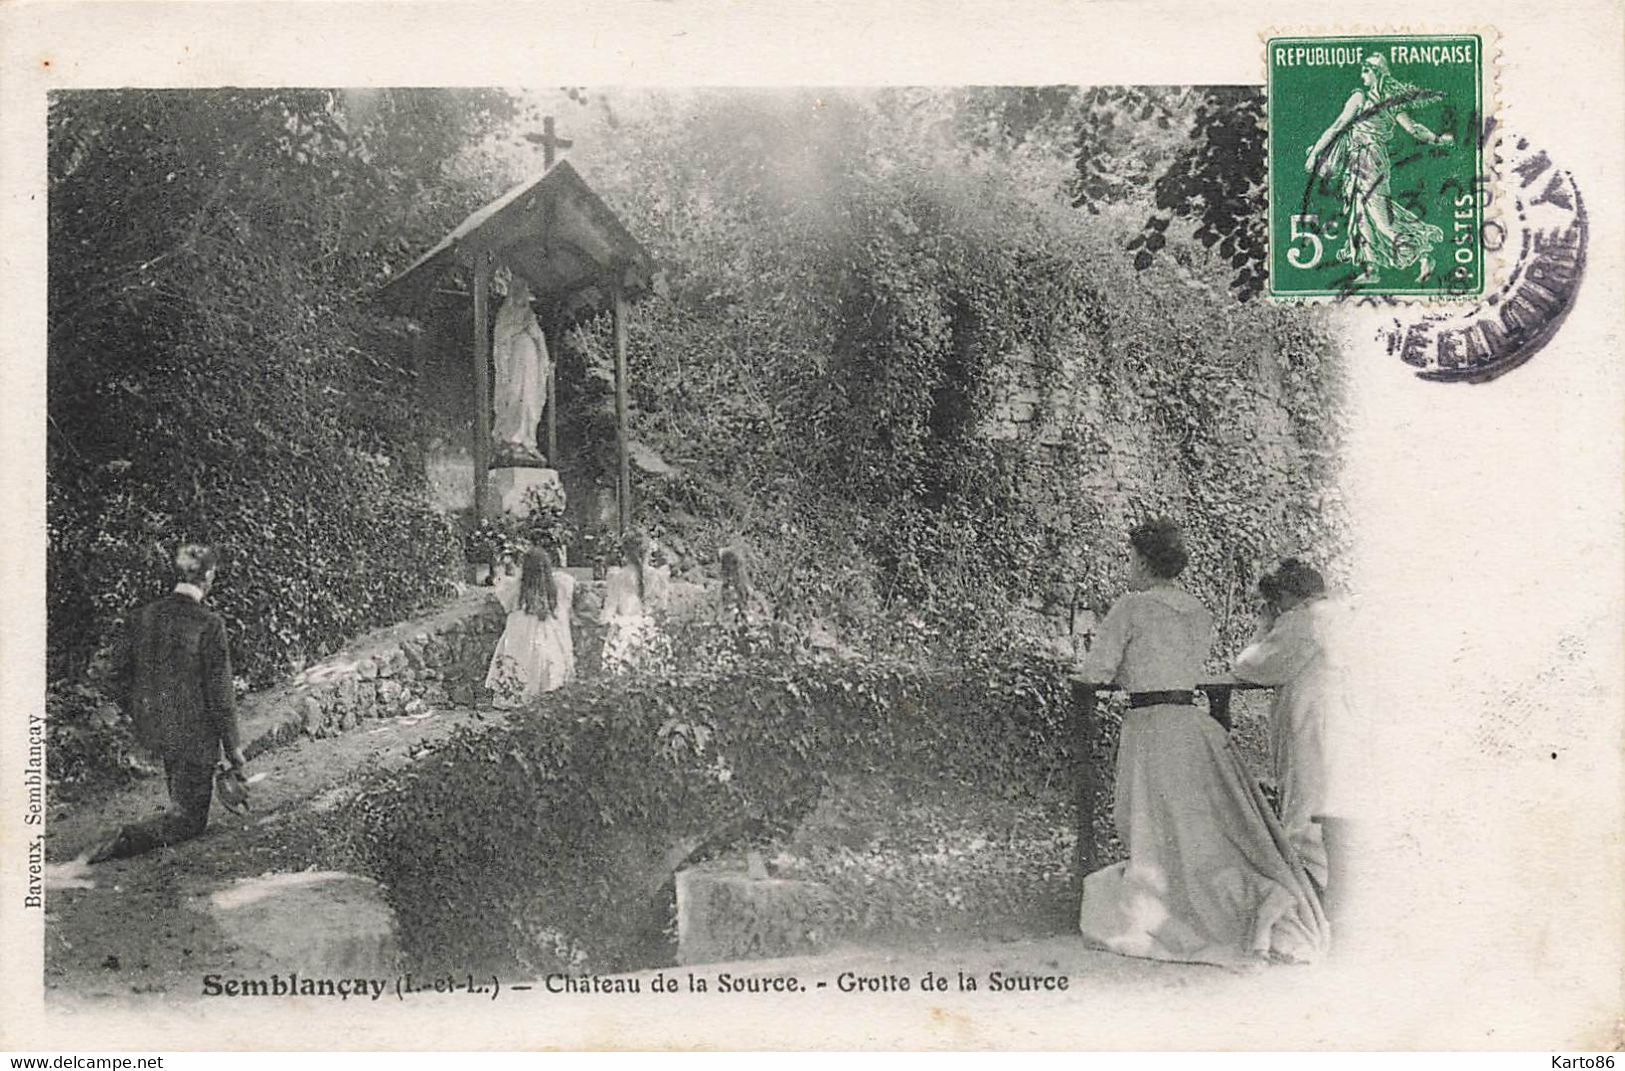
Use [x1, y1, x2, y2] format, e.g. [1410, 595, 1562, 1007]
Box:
[524, 116, 574, 169]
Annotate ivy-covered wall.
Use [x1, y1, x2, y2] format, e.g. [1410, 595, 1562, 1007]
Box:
[980, 291, 1344, 656]
[548, 89, 1348, 659]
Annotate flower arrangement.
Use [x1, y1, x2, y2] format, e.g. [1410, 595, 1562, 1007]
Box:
[517, 486, 573, 557]
[462, 516, 529, 568]
[460, 484, 579, 577]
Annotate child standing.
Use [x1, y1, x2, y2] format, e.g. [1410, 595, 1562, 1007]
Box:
[486, 545, 576, 707]
[600, 531, 671, 674]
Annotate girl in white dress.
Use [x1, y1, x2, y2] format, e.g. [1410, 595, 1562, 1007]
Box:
[485, 545, 576, 707]
[1076, 519, 1328, 967]
[600, 531, 670, 674]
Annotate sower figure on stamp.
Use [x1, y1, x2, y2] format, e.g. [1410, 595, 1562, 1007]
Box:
[89, 543, 247, 863]
[1306, 53, 1452, 285]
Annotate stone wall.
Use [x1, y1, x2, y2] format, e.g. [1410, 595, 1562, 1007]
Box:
[977, 340, 1308, 641]
[235, 575, 714, 761]
[980, 344, 1195, 525]
[235, 589, 510, 758]
[980, 341, 1302, 487]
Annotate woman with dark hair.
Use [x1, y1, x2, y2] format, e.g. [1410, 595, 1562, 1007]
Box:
[485, 544, 577, 706]
[601, 530, 670, 673]
[718, 546, 749, 614]
[1076, 519, 1328, 966]
[712, 543, 774, 655]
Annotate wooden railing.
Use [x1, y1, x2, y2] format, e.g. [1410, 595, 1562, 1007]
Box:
[1067, 679, 1271, 894]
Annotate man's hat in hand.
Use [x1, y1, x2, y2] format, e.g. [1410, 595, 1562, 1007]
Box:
[215, 765, 251, 815]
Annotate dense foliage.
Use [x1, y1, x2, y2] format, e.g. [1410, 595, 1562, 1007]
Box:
[47, 86, 1344, 793]
[544, 88, 1344, 658]
[335, 649, 1101, 975]
[47, 90, 522, 700]
[1114, 87, 1270, 299]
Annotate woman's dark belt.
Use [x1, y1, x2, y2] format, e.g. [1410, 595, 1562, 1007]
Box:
[1128, 690, 1196, 709]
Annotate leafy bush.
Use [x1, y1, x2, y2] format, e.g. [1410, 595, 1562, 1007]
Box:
[46, 90, 523, 693]
[334, 649, 1102, 976]
[44, 682, 156, 795]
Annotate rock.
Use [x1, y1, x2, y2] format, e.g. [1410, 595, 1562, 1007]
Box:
[664, 580, 712, 621]
[376, 678, 404, 710]
[201, 872, 400, 975]
[674, 864, 834, 966]
[355, 658, 378, 680]
[627, 441, 678, 477]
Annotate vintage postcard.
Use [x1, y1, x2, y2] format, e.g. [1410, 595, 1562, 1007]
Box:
[2, 0, 1621, 1053]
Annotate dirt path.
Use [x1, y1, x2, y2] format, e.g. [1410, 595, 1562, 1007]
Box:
[44, 703, 502, 1003]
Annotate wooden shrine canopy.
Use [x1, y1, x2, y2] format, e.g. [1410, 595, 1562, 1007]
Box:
[379, 159, 656, 530]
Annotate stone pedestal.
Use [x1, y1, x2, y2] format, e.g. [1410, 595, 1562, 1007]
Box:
[486, 466, 565, 520]
[674, 863, 834, 966]
[201, 871, 400, 975]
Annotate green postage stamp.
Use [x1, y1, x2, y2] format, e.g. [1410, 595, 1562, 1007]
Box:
[1267, 34, 1485, 299]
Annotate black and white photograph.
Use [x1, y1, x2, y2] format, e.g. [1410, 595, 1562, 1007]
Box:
[3, 0, 1622, 1054]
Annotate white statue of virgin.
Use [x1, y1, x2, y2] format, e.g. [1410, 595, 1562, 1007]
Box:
[490, 276, 551, 463]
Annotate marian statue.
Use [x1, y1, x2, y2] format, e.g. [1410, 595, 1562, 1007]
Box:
[491, 275, 551, 465]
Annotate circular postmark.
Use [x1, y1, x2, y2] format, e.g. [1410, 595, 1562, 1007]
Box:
[1373, 131, 1587, 383]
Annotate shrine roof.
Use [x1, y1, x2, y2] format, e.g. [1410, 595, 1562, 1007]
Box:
[378, 159, 655, 317]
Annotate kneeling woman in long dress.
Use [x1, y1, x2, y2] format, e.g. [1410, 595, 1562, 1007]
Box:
[1076, 519, 1329, 967]
[485, 545, 576, 707]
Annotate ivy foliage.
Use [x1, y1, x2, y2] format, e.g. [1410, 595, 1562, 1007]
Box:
[336, 649, 1097, 975]
[47, 89, 519, 689]
[1070, 86, 1202, 212]
[47, 86, 1345, 796]
[542, 88, 1343, 656]
[1114, 87, 1270, 299]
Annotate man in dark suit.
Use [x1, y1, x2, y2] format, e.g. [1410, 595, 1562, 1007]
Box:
[90, 544, 246, 862]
